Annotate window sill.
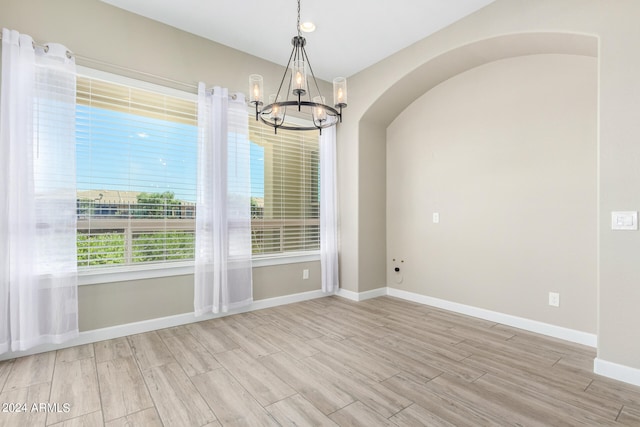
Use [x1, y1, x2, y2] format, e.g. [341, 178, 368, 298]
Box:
[78, 261, 194, 286]
[78, 252, 321, 286]
[251, 251, 320, 267]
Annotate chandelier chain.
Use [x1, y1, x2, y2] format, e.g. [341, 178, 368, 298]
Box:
[297, 0, 301, 37]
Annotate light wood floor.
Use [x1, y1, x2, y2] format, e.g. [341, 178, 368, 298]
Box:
[1, 296, 640, 426]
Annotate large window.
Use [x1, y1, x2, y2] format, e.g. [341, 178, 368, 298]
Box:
[76, 72, 198, 268]
[76, 70, 320, 271]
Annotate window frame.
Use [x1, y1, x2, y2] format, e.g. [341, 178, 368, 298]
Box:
[76, 67, 198, 281]
[76, 68, 321, 286]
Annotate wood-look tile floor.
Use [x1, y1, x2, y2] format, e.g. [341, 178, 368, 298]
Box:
[1, 296, 640, 426]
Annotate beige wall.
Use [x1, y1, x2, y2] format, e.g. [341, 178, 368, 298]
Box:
[253, 261, 321, 301]
[0, 0, 327, 332]
[79, 262, 321, 331]
[79, 275, 194, 332]
[387, 54, 597, 332]
[341, 0, 640, 370]
[357, 120, 387, 292]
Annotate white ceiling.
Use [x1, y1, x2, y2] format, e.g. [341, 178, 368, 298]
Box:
[101, 0, 496, 81]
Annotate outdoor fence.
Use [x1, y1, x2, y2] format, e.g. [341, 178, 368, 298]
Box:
[76, 200, 318, 266]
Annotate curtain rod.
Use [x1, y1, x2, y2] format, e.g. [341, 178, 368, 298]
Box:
[73, 55, 238, 99]
[0, 32, 73, 59]
[75, 54, 199, 92]
[1, 33, 238, 99]
[0, 32, 194, 91]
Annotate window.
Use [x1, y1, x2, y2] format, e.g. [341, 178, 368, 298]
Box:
[75, 70, 320, 272]
[249, 121, 320, 255]
[75, 71, 198, 269]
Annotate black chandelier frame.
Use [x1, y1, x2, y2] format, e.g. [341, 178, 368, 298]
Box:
[249, 1, 346, 134]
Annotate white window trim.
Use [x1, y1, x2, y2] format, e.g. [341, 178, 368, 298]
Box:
[78, 261, 194, 285]
[251, 251, 320, 267]
[78, 251, 321, 285]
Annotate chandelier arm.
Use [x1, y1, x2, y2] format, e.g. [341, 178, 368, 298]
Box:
[275, 44, 297, 102]
[301, 45, 324, 100]
[284, 58, 294, 117]
[312, 115, 325, 130]
[280, 99, 289, 124]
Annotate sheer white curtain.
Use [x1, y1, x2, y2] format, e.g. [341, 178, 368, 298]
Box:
[320, 126, 339, 292]
[195, 84, 252, 315]
[0, 29, 78, 354]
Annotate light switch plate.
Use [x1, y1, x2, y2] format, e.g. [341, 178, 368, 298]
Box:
[611, 211, 638, 230]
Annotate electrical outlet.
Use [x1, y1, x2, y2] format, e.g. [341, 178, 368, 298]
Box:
[303, 269, 309, 280]
[548, 292, 560, 307]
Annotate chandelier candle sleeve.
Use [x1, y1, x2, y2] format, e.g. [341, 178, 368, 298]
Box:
[269, 94, 283, 123]
[333, 77, 347, 107]
[313, 96, 327, 123]
[249, 74, 263, 104]
[291, 60, 307, 96]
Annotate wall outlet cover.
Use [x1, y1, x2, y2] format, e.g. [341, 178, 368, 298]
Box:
[611, 211, 638, 230]
[548, 292, 560, 307]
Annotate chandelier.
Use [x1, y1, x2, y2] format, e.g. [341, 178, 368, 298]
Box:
[248, 0, 347, 134]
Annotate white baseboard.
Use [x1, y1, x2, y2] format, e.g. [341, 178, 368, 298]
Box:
[333, 286, 597, 348]
[386, 287, 598, 348]
[361, 287, 640, 389]
[251, 289, 328, 310]
[336, 286, 387, 301]
[594, 358, 640, 387]
[0, 289, 327, 362]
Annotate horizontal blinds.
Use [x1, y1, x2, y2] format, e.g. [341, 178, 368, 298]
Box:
[76, 74, 198, 268]
[76, 78, 196, 125]
[76, 71, 321, 266]
[249, 120, 320, 254]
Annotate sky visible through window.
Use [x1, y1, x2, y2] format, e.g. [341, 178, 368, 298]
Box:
[76, 105, 265, 202]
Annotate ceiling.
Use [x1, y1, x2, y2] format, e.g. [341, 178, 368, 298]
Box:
[100, 0, 496, 81]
